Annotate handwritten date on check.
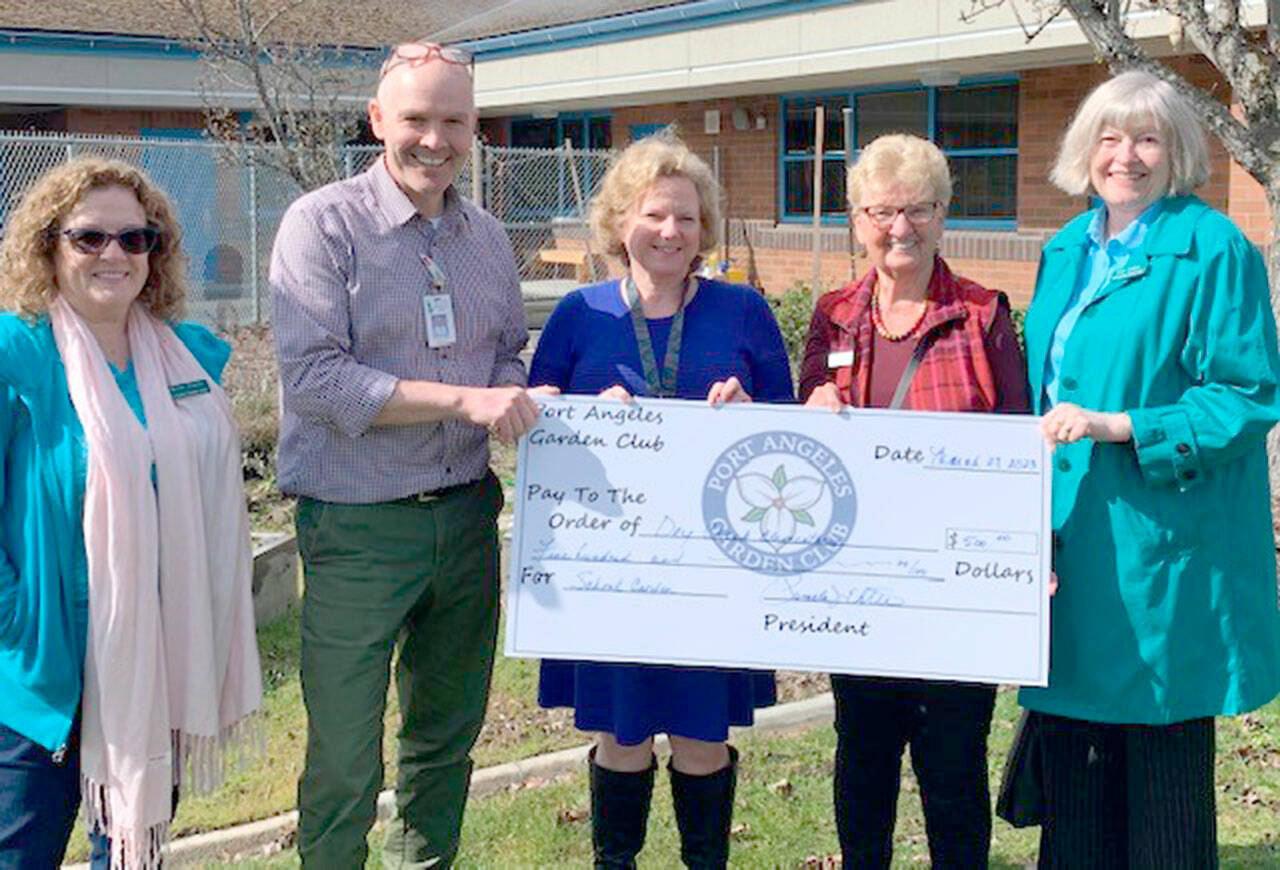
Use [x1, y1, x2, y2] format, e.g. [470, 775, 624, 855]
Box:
[504, 397, 1052, 686]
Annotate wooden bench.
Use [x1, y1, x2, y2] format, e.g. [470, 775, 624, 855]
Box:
[538, 247, 591, 282]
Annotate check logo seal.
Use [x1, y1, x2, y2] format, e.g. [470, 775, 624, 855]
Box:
[701, 430, 856, 575]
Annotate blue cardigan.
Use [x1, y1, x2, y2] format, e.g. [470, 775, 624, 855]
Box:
[0, 313, 229, 752]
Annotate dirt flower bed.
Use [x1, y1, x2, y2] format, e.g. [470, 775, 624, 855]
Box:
[221, 325, 294, 533]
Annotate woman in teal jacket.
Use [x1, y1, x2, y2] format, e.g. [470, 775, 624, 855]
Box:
[0, 158, 261, 869]
[1012, 70, 1280, 868]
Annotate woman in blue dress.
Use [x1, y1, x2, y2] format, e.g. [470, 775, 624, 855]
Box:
[531, 133, 793, 869]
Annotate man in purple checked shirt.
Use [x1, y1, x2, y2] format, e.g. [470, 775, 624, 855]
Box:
[270, 40, 553, 869]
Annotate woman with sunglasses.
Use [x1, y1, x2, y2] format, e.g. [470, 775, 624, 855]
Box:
[0, 157, 261, 869]
[799, 134, 1028, 868]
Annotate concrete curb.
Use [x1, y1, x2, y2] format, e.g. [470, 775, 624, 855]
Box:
[66, 692, 834, 866]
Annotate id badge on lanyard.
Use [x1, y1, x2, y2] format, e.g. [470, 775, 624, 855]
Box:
[420, 253, 456, 348]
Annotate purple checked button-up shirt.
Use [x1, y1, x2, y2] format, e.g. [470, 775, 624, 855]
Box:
[270, 158, 528, 503]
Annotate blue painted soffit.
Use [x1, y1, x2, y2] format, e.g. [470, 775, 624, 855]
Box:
[0, 27, 382, 66]
[459, 0, 858, 59]
[0, 28, 201, 57]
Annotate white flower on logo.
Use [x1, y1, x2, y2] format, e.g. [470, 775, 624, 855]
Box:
[735, 464, 825, 550]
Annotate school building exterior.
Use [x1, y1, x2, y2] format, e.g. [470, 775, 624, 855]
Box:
[464, 0, 1273, 306]
[0, 0, 1271, 307]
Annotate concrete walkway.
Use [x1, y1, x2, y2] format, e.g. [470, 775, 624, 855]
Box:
[67, 693, 834, 867]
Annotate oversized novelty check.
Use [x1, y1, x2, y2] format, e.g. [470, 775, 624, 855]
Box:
[504, 397, 1051, 686]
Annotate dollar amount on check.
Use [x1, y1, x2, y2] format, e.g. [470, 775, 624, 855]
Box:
[505, 397, 1051, 686]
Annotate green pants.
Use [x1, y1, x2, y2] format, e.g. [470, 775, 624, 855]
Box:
[295, 473, 502, 869]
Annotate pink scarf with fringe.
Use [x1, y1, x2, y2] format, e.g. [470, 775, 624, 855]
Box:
[50, 297, 262, 869]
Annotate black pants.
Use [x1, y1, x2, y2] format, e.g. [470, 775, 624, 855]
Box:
[1035, 713, 1216, 869]
[832, 674, 996, 869]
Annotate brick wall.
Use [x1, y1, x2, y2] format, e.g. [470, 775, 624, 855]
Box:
[613, 99, 777, 221]
[604, 59, 1240, 240]
[547, 220, 1041, 305]
[525, 54, 1271, 312]
[943, 258, 1039, 310]
[65, 107, 205, 135]
[1226, 98, 1273, 248]
[732, 252, 1037, 308]
[1228, 161, 1273, 246]
[1016, 64, 1103, 229]
[728, 245, 856, 295]
[1018, 58, 1231, 232]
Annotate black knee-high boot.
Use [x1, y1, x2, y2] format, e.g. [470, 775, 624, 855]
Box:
[589, 746, 656, 870]
[669, 745, 738, 869]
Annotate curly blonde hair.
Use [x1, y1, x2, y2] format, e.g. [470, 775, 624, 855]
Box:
[589, 130, 721, 265]
[0, 156, 189, 320]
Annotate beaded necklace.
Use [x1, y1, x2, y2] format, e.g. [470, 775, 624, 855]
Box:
[871, 291, 928, 341]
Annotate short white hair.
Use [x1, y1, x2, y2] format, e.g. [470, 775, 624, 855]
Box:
[1050, 70, 1208, 196]
[846, 134, 952, 207]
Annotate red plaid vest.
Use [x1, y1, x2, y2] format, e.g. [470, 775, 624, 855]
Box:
[799, 257, 1012, 412]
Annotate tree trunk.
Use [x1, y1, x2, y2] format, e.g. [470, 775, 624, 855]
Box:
[1264, 185, 1280, 539]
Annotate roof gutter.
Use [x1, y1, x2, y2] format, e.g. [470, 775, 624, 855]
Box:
[460, 0, 857, 59]
[0, 27, 200, 57]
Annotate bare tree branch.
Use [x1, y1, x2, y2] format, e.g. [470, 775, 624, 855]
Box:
[1268, 0, 1280, 58]
[960, 0, 1069, 41]
[1050, 0, 1274, 186]
[1153, 0, 1279, 181]
[962, 0, 1280, 487]
[176, 0, 374, 191]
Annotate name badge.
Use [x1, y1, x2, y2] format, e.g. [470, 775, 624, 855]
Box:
[827, 350, 854, 368]
[169, 379, 210, 400]
[423, 293, 457, 348]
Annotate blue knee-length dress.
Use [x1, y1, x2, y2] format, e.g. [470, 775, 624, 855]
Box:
[529, 277, 795, 745]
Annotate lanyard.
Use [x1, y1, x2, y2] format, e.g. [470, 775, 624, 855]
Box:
[623, 275, 694, 398]
[419, 253, 447, 293]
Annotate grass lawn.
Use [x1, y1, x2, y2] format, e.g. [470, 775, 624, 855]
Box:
[62, 601, 584, 863]
[74, 328, 1280, 866]
[191, 690, 1280, 868]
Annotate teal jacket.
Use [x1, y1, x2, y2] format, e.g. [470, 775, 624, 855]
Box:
[0, 313, 229, 752]
[1019, 196, 1280, 724]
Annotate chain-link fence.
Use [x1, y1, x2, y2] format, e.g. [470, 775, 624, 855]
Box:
[477, 144, 613, 282]
[0, 132, 612, 329]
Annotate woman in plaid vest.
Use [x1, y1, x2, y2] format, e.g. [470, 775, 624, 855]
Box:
[798, 133, 1029, 868]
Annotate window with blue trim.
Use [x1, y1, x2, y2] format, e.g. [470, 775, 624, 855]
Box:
[628, 123, 670, 142]
[780, 82, 1018, 224]
[782, 94, 848, 218]
[510, 113, 611, 150]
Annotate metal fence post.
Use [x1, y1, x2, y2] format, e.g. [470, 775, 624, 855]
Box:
[249, 160, 261, 324]
[471, 139, 483, 205]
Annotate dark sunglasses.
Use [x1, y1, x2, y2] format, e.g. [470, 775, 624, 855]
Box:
[380, 41, 473, 79]
[60, 226, 161, 255]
